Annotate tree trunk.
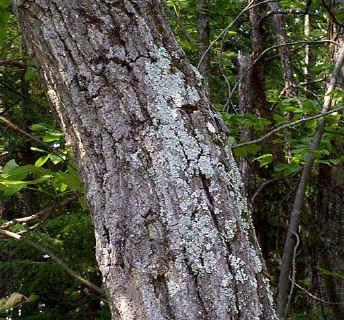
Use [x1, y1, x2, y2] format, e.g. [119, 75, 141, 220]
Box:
[268, 2, 297, 97]
[249, 1, 270, 120]
[238, 53, 253, 191]
[197, 0, 211, 96]
[17, 1, 278, 319]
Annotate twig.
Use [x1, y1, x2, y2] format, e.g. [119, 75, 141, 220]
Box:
[0, 59, 27, 69]
[229, 40, 335, 104]
[1, 195, 78, 230]
[197, 0, 274, 70]
[285, 230, 300, 317]
[251, 39, 339, 68]
[293, 281, 343, 305]
[232, 105, 344, 149]
[260, 9, 308, 25]
[277, 46, 344, 318]
[0, 228, 106, 297]
[250, 170, 300, 204]
[0, 115, 52, 150]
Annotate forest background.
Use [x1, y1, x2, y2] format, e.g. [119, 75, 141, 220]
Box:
[0, 0, 343, 319]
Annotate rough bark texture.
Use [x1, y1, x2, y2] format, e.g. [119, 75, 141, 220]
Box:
[238, 53, 253, 191]
[197, 0, 211, 96]
[249, 1, 269, 120]
[17, 1, 278, 319]
[268, 2, 296, 97]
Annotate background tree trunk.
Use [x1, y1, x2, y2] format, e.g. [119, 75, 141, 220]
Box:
[268, 2, 296, 97]
[17, 1, 278, 319]
[197, 0, 211, 96]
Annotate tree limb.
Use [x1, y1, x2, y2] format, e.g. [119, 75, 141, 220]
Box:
[232, 105, 344, 149]
[1, 195, 78, 230]
[0, 115, 52, 150]
[0, 228, 106, 297]
[277, 46, 344, 319]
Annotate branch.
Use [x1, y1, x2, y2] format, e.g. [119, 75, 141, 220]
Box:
[0, 228, 105, 297]
[260, 9, 309, 25]
[232, 105, 344, 149]
[293, 281, 343, 305]
[0, 59, 27, 69]
[277, 46, 344, 319]
[1, 195, 78, 230]
[251, 39, 339, 68]
[197, 0, 275, 70]
[250, 170, 300, 204]
[0, 115, 52, 150]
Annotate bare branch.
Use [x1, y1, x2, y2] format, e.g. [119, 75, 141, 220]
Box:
[251, 39, 339, 68]
[197, 0, 275, 70]
[0, 58, 27, 69]
[0, 115, 52, 150]
[232, 105, 344, 149]
[277, 46, 344, 319]
[1, 195, 78, 230]
[294, 281, 343, 305]
[0, 228, 106, 297]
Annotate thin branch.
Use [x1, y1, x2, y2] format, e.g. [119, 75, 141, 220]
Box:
[285, 230, 300, 317]
[251, 39, 339, 68]
[0, 228, 106, 297]
[1, 195, 78, 230]
[0, 115, 52, 150]
[229, 40, 336, 103]
[162, 1, 195, 45]
[232, 105, 344, 149]
[260, 9, 308, 25]
[0, 59, 27, 69]
[250, 170, 300, 204]
[293, 281, 343, 305]
[277, 46, 344, 319]
[197, 0, 274, 70]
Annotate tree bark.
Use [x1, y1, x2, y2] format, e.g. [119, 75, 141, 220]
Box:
[249, 1, 270, 120]
[268, 2, 297, 97]
[197, 0, 211, 96]
[238, 53, 253, 191]
[17, 1, 278, 319]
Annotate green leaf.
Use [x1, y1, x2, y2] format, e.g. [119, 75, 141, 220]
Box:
[317, 267, 344, 280]
[49, 153, 64, 165]
[35, 154, 50, 167]
[0, 180, 28, 196]
[54, 169, 82, 192]
[274, 163, 300, 175]
[255, 153, 273, 168]
[2, 159, 19, 173]
[42, 131, 63, 142]
[24, 66, 38, 81]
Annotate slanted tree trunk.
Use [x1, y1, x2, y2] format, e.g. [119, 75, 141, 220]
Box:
[16, 1, 278, 319]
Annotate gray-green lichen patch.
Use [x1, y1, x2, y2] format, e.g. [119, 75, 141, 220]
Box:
[140, 46, 276, 317]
